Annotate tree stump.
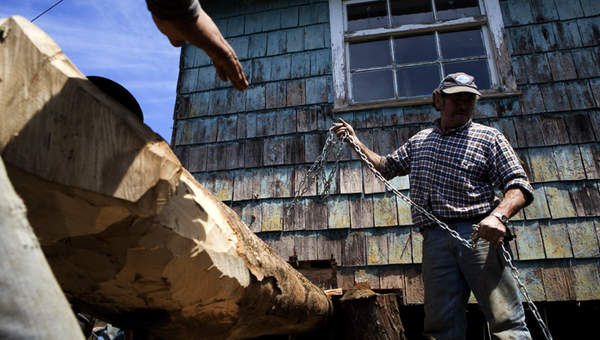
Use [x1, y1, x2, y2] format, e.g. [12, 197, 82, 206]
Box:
[337, 283, 407, 340]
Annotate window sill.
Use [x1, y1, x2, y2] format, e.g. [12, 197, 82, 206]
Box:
[332, 89, 522, 113]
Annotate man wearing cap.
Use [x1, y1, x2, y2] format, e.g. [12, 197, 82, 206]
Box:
[333, 72, 534, 339]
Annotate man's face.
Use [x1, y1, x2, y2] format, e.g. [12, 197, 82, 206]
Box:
[440, 92, 477, 122]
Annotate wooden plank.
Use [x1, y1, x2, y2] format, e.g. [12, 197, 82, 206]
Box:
[354, 269, 381, 289]
[569, 182, 600, 216]
[404, 266, 424, 304]
[489, 118, 518, 147]
[244, 138, 263, 168]
[547, 51, 577, 81]
[372, 129, 398, 159]
[514, 221, 546, 260]
[271, 166, 293, 198]
[572, 48, 600, 78]
[389, 174, 409, 191]
[240, 201, 263, 233]
[373, 193, 398, 227]
[595, 218, 600, 250]
[544, 183, 578, 218]
[283, 199, 306, 232]
[316, 232, 343, 262]
[261, 199, 284, 232]
[381, 107, 404, 127]
[529, 0, 559, 22]
[256, 112, 277, 137]
[380, 268, 406, 296]
[337, 269, 356, 290]
[296, 106, 319, 132]
[579, 144, 600, 179]
[277, 109, 296, 135]
[522, 54, 552, 84]
[531, 23, 558, 52]
[564, 113, 597, 143]
[553, 145, 586, 181]
[518, 85, 546, 114]
[388, 227, 412, 264]
[411, 228, 423, 263]
[293, 165, 317, 197]
[294, 234, 318, 261]
[245, 113, 257, 138]
[542, 263, 574, 301]
[565, 80, 596, 110]
[540, 116, 569, 146]
[567, 220, 600, 258]
[263, 136, 285, 166]
[514, 116, 545, 147]
[217, 115, 237, 142]
[304, 133, 326, 163]
[363, 166, 386, 194]
[540, 220, 573, 259]
[523, 184, 551, 220]
[396, 192, 413, 226]
[327, 195, 350, 229]
[283, 135, 305, 165]
[515, 149, 533, 180]
[305, 198, 328, 230]
[212, 171, 233, 201]
[514, 262, 547, 301]
[259, 168, 275, 199]
[527, 148, 559, 182]
[367, 230, 388, 265]
[224, 142, 244, 170]
[349, 195, 374, 229]
[186, 145, 208, 172]
[571, 261, 600, 300]
[342, 231, 366, 266]
[540, 82, 571, 112]
[339, 161, 363, 194]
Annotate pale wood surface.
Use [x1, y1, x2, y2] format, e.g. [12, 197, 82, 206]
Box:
[0, 157, 84, 339]
[0, 16, 331, 340]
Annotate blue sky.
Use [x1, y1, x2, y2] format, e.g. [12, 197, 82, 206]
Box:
[1, 0, 182, 142]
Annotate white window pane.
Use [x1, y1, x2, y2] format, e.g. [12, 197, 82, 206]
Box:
[349, 39, 392, 70]
[394, 34, 437, 65]
[444, 60, 490, 89]
[439, 29, 486, 59]
[352, 70, 395, 102]
[347, 1, 388, 31]
[435, 0, 480, 21]
[397, 65, 440, 97]
[390, 0, 434, 26]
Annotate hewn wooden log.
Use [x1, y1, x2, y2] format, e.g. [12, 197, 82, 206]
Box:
[0, 157, 85, 340]
[0, 16, 332, 340]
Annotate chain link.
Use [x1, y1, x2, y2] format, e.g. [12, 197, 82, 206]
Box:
[291, 128, 552, 340]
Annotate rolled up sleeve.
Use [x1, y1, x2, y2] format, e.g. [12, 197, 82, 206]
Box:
[489, 133, 534, 206]
[379, 142, 411, 180]
[146, 0, 201, 21]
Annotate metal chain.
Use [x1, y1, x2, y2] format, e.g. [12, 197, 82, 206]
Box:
[501, 245, 553, 340]
[292, 129, 552, 340]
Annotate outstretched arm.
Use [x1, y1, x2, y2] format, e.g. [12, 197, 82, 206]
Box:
[148, 1, 248, 91]
[332, 118, 384, 173]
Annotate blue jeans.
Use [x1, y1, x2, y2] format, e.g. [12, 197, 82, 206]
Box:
[422, 222, 532, 340]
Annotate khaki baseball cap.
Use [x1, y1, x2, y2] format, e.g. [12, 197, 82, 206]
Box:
[436, 72, 482, 96]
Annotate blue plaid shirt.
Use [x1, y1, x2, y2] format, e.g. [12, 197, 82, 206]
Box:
[379, 119, 533, 227]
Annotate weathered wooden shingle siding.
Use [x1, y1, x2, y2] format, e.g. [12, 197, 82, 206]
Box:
[172, 0, 600, 303]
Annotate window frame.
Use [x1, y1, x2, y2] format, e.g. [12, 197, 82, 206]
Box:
[329, 0, 517, 110]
